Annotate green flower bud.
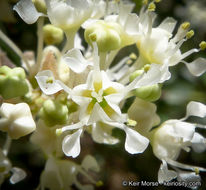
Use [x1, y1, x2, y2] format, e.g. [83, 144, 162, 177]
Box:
[67, 100, 78, 113]
[39, 99, 69, 127]
[84, 21, 121, 52]
[129, 69, 144, 82]
[133, 84, 162, 102]
[32, 0, 47, 14]
[43, 24, 64, 45]
[0, 66, 29, 99]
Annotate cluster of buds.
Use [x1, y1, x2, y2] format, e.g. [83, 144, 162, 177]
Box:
[0, 0, 206, 189]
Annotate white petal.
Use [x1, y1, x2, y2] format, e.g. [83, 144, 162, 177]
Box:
[88, 103, 112, 125]
[124, 127, 149, 154]
[127, 63, 171, 92]
[63, 48, 92, 73]
[124, 13, 139, 35]
[35, 70, 63, 95]
[191, 132, 206, 153]
[103, 99, 122, 120]
[62, 129, 83, 158]
[0, 103, 15, 118]
[82, 19, 98, 29]
[11, 103, 33, 119]
[158, 17, 177, 34]
[101, 71, 124, 91]
[185, 58, 206, 76]
[172, 121, 196, 141]
[81, 155, 100, 172]
[177, 170, 201, 183]
[10, 167, 26, 184]
[158, 160, 177, 184]
[183, 101, 206, 120]
[74, 33, 85, 51]
[92, 123, 119, 145]
[13, 0, 45, 24]
[61, 120, 85, 133]
[11, 116, 36, 139]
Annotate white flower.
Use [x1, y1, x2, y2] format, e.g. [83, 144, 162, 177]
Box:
[128, 97, 160, 136]
[45, 0, 93, 31]
[35, 70, 71, 95]
[158, 160, 177, 184]
[151, 101, 206, 183]
[38, 44, 170, 158]
[30, 120, 65, 157]
[40, 155, 99, 190]
[62, 48, 93, 73]
[83, 3, 140, 50]
[0, 103, 36, 139]
[132, 8, 206, 78]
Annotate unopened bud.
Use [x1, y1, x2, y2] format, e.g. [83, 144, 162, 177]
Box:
[32, 0, 47, 14]
[84, 21, 121, 52]
[43, 24, 64, 45]
[39, 99, 69, 127]
[129, 69, 144, 82]
[133, 84, 162, 102]
[0, 66, 29, 99]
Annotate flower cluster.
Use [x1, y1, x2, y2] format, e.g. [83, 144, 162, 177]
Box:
[0, 0, 206, 189]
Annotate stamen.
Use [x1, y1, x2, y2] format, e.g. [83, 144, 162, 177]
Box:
[186, 30, 194, 39]
[143, 0, 148, 5]
[56, 129, 62, 136]
[126, 59, 133, 65]
[127, 119, 137, 127]
[96, 181, 104, 187]
[148, 2, 156, 12]
[181, 22, 190, 30]
[199, 41, 206, 51]
[181, 48, 199, 60]
[166, 158, 206, 172]
[129, 53, 137, 60]
[144, 64, 151, 72]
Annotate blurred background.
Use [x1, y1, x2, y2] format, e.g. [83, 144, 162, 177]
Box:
[0, 0, 206, 189]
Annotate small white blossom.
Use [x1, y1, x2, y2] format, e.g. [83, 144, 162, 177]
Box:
[151, 101, 206, 183]
[0, 103, 36, 139]
[40, 155, 99, 190]
[45, 0, 93, 31]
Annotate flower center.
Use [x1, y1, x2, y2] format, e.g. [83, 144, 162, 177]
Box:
[91, 89, 103, 103]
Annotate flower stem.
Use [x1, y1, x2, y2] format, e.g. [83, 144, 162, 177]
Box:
[3, 135, 12, 156]
[78, 167, 97, 185]
[62, 30, 76, 54]
[0, 30, 31, 71]
[99, 52, 107, 70]
[36, 17, 45, 73]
